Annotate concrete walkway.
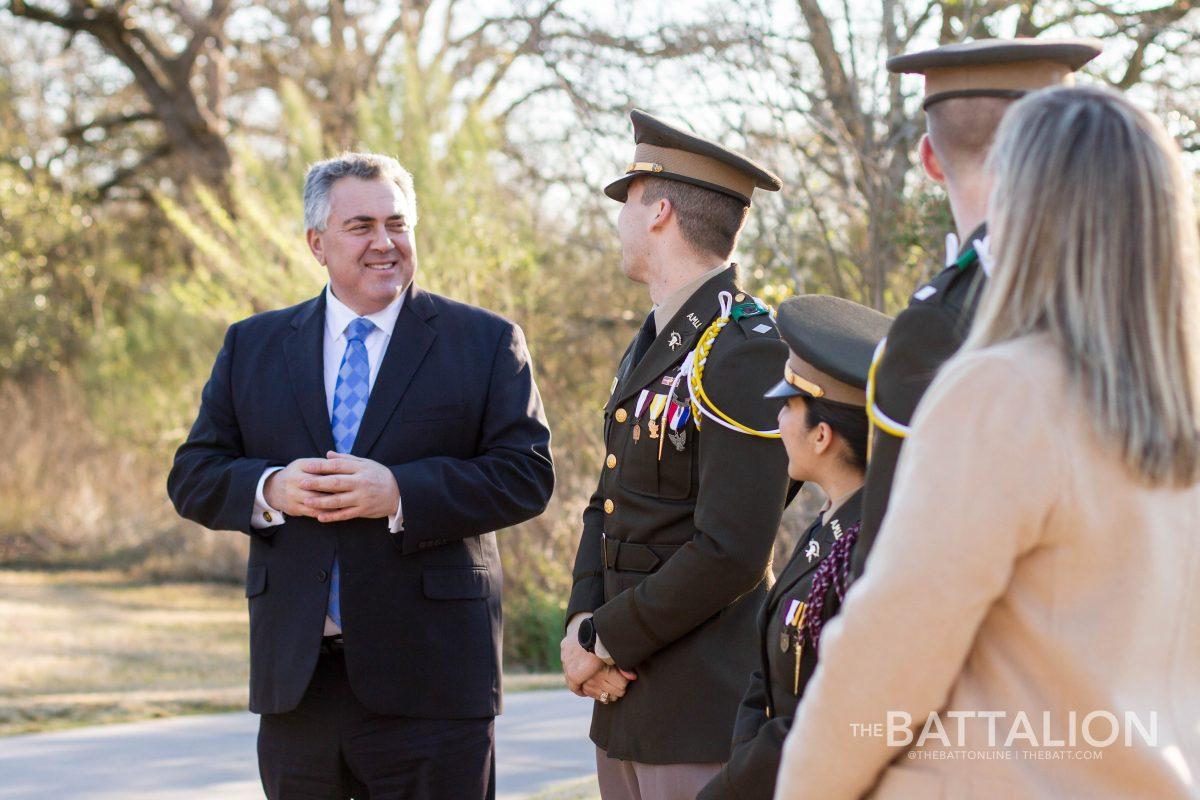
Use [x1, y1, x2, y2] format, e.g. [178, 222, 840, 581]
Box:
[0, 690, 595, 799]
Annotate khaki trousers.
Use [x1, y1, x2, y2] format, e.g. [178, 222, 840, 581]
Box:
[595, 746, 722, 800]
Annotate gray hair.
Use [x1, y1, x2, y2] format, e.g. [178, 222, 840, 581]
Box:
[303, 152, 418, 232]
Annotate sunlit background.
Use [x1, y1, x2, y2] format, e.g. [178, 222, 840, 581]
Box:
[2, 0, 1198, 733]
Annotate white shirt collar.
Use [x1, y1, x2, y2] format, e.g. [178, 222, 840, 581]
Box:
[324, 284, 406, 340]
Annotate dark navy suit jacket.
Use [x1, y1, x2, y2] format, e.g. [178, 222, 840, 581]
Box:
[168, 285, 554, 717]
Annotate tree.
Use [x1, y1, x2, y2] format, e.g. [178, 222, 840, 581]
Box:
[737, 0, 1200, 310]
[7, 0, 234, 196]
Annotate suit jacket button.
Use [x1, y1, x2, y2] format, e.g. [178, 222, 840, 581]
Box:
[614, 408, 628, 423]
[317, 569, 328, 582]
[604, 499, 614, 514]
[606, 454, 617, 469]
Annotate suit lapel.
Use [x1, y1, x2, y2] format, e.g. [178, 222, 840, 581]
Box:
[612, 266, 739, 408]
[767, 519, 823, 616]
[767, 488, 865, 613]
[283, 293, 336, 455]
[351, 284, 438, 458]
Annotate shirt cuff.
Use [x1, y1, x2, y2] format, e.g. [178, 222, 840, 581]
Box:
[570, 612, 614, 665]
[387, 494, 403, 533]
[251, 467, 285, 529]
[594, 634, 615, 666]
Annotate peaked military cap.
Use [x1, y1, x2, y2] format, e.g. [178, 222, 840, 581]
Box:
[604, 109, 782, 205]
[765, 295, 892, 407]
[887, 37, 1103, 109]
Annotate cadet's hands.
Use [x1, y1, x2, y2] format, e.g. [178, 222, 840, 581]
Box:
[263, 458, 331, 518]
[581, 666, 631, 703]
[561, 632, 605, 695]
[561, 614, 639, 701]
[297, 452, 401, 523]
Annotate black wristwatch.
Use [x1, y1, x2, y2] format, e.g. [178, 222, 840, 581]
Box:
[577, 617, 598, 653]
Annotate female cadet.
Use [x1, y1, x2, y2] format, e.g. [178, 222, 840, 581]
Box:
[776, 86, 1200, 799]
[697, 294, 890, 800]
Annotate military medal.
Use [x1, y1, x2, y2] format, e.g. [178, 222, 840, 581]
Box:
[781, 599, 803, 652]
[633, 390, 652, 444]
[647, 394, 667, 439]
[668, 429, 686, 451]
[786, 600, 807, 695]
[793, 636, 804, 695]
[667, 402, 690, 430]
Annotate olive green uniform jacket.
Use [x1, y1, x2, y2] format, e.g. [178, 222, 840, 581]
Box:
[854, 227, 987, 578]
[566, 266, 792, 764]
[698, 490, 863, 800]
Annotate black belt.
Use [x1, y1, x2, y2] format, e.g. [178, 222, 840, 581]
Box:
[602, 534, 683, 574]
[320, 635, 345, 655]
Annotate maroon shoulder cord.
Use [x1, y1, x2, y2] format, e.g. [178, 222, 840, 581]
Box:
[799, 521, 861, 654]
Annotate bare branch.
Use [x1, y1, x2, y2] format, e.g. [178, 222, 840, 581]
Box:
[95, 141, 173, 199]
[62, 110, 155, 140]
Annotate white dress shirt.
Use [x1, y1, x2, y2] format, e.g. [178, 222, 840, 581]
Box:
[250, 285, 407, 633]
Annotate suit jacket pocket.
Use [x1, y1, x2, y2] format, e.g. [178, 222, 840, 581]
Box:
[401, 402, 466, 423]
[422, 566, 492, 600]
[245, 563, 267, 598]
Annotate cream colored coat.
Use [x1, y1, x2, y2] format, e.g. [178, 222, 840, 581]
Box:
[775, 336, 1200, 799]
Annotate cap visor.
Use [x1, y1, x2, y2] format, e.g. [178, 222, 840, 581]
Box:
[604, 174, 634, 202]
[764, 379, 803, 400]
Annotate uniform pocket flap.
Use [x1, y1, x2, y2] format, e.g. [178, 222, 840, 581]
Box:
[422, 567, 491, 600]
[401, 402, 465, 422]
[245, 563, 267, 598]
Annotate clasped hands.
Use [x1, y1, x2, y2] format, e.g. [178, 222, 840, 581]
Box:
[264, 451, 399, 523]
[561, 615, 637, 704]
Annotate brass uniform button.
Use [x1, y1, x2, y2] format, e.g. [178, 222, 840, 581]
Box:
[606, 454, 617, 469]
[735, 292, 746, 302]
[604, 499, 614, 514]
[614, 408, 628, 423]
[263, 511, 273, 523]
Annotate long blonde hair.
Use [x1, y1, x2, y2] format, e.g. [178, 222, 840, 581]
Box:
[967, 85, 1200, 486]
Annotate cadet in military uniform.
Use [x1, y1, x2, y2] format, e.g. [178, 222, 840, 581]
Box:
[856, 38, 1103, 575]
[560, 109, 793, 800]
[697, 296, 890, 800]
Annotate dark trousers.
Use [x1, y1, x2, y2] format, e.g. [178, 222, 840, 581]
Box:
[258, 648, 495, 800]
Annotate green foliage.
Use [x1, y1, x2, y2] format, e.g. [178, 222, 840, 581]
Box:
[504, 584, 569, 673]
[0, 164, 104, 377]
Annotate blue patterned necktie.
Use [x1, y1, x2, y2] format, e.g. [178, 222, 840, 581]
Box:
[327, 316, 375, 628]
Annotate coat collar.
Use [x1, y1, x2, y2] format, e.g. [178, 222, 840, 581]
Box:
[608, 265, 740, 411]
[770, 486, 865, 606]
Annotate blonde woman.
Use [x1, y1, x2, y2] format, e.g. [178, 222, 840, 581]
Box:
[774, 85, 1200, 799]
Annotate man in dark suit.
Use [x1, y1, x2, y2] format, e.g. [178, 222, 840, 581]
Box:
[168, 152, 554, 800]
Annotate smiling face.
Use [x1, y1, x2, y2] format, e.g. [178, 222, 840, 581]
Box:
[306, 176, 416, 315]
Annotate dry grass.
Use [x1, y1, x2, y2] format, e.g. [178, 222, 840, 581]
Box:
[529, 777, 600, 800]
[0, 568, 248, 735]
[0, 568, 561, 736]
